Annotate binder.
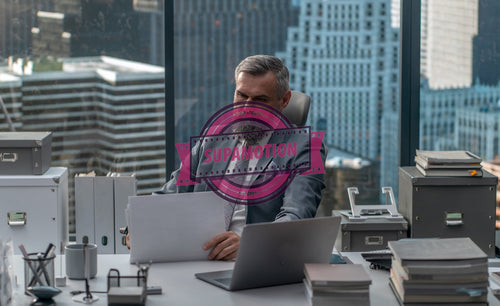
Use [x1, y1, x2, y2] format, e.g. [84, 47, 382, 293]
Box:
[75, 174, 137, 254]
[114, 176, 136, 254]
[94, 176, 115, 254]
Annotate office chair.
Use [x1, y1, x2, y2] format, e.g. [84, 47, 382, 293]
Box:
[282, 91, 311, 126]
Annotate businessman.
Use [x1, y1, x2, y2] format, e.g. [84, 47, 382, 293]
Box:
[129, 55, 326, 260]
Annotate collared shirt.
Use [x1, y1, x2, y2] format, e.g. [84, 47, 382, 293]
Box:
[227, 133, 272, 235]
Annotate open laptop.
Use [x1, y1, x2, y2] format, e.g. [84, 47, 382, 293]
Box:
[195, 216, 341, 291]
[127, 191, 225, 263]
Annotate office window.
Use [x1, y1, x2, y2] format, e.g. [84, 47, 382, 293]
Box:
[418, 0, 500, 163]
[174, 0, 402, 214]
[0, 0, 166, 232]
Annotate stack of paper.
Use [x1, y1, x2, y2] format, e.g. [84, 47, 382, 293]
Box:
[388, 238, 488, 304]
[303, 263, 371, 306]
[414, 150, 483, 177]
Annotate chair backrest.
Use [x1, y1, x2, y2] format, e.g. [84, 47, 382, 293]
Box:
[282, 91, 311, 126]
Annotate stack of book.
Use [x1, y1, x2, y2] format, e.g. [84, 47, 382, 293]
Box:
[303, 263, 371, 306]
[415, 150, 483, 177]
[388, 238, 488, 304]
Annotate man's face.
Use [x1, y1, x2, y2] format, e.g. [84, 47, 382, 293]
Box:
[233, 71, 290, 111]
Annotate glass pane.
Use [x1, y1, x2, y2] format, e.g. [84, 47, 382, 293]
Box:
[0, 0, 166, 233]
[174, 0, 401, 213]
[418, 0, 500, 226]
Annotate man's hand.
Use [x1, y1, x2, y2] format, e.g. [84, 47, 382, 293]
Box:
[126, 233, 130, 249]
[203, 232, 240, 261]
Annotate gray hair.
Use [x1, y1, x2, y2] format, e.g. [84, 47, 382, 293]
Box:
[235, 55, 289, 99]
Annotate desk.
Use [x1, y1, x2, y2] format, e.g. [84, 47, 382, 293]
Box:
[10, 254, 500, 305]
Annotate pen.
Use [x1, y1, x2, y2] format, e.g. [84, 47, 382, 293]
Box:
[28, 243, 56, 287]
[19, 244, 44, 286]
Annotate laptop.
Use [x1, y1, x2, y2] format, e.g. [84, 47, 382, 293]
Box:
[127, 191, 225, 264]
[195, 216, 341, 291]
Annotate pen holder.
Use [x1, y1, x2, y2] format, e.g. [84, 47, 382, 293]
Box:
[23, 252, 55, 290]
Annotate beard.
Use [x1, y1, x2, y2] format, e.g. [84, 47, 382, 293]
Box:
[232, 124, 266, 146]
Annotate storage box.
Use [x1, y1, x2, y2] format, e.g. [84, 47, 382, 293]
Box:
[333, 210, 408, 252]
[333, 186, 408, 252]
[0, 132, 52, 175]
[0, 167, 68, 255]
[398, 166, 498, 257]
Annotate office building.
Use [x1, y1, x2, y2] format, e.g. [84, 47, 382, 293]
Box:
[381, 79, 500, 190]
[456, 105, 500, 161]
[318, 147, 379, 216]
[278, 0, 399, 164]
[0, 0, 52, 61]
[173, 0, 299, 145]
[31, 0, 148, 63]
[133, 0, 165, 66]
[420, 79, 500, 151]
[420, 0, 478, 89]
[380, 108, 399, 193]
[0, 56, 165, 230]
[473, 0, 500, 86]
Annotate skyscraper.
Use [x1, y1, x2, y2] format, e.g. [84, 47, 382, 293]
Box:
[473, 0, 500, 86]
[278, 0, 399, 161]
[173, 0, 299, 146]
[31, 0, 147, 63]
[0, 0, 52, 61]
[420, 0, 478, 89]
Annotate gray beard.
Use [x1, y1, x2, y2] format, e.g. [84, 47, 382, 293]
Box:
[232, 125, 265, 146]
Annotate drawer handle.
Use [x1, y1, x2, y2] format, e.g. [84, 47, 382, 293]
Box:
[8, 212, 26, 226]
[1, 152, 18, 162]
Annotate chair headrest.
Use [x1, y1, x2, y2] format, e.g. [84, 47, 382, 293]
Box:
[282, 91, 311, 126]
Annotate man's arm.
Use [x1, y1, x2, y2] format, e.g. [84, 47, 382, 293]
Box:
[275, 141, 327, 222]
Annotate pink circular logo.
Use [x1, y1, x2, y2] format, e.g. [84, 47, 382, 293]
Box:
[176, 101, 325, 205]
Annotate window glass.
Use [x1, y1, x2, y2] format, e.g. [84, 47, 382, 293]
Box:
[418, 0, 500, 226]
[174, 0, 401, 213]
[0, 0, 166, 233]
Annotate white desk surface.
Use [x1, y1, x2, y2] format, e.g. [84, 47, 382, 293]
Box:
[10, 253, 500, 305]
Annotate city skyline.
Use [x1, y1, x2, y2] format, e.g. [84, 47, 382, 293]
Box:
[0, 0, 500, 203]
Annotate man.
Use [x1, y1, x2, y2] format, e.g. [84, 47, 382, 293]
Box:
[129, 55, 326, 260]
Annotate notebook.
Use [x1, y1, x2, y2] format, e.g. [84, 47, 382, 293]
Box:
[127, 191, 225, 263]
[195, 216, 341, 291]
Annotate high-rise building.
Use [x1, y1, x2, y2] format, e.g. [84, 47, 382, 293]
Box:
[382, 78, 500, 189]
[278, 0, 399, 161]
[0, 0, 52, 61]
[420, 0, 478, 89]
[473, 0, 500, 86]
[173, 0, 299, 146]
[31, 0, 148, 63]
[0, 56, 165, 230]
[420, 79, 500, 151]
[456, 105, 500, 161]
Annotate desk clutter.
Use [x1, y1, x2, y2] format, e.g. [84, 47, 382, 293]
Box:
[388, 237, 489, 304]
[333, 186, 407, 252]
[303, 263, 371, 306]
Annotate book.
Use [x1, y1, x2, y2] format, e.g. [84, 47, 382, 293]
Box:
[416, 164, 483, 177]
[391, 259, 488, 282]
[388, 238, 488, 267]
[389, 275, 487, 304]
[304, 264, 372, 288]
[415, 155, 482, 170]
[415, 150, 482, 166]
